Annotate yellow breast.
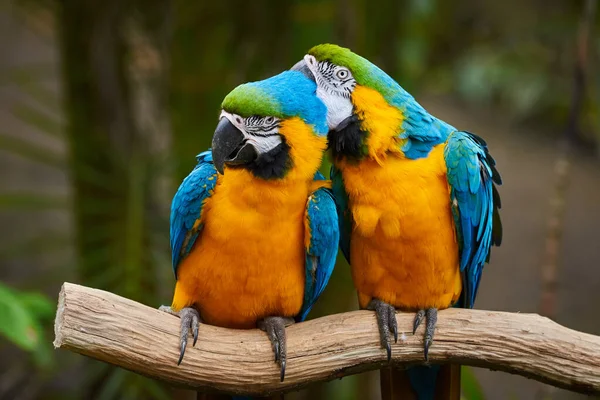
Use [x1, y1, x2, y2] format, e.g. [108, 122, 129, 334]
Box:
[173, 170, 308, 328]
[338, 145, 462, 310]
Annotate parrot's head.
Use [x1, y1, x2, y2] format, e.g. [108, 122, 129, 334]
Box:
[212, 70, 328, 180]
[292, 43, 410, 161]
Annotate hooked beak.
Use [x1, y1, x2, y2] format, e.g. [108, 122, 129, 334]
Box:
[290, 57, 316, 82]
[211, 118, 258, 175]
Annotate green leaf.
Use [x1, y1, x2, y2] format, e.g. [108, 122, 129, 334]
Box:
[461, 366, 485, 400]
[18, 292, 54, 320]
[0, 283, 42, 351]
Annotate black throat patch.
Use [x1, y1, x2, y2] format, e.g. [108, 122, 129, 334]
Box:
[327, 113, 368, 161]
[247, 140, 292, 180]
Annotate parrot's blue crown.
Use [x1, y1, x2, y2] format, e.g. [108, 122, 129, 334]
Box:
[222, 71, 328, 135]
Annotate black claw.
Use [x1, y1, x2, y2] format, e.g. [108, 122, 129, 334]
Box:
[413, 309, 425, 334]
[177, 341, 186, 366]
[424, 338, 431, 361]
[389, 307, 398, 343]
[385, 342, 391, 362]
[192, 319, 199, 347]
[280, 360, 286, 382]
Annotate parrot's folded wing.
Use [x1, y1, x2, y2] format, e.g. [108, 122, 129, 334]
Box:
[298, 172, 340, 321]
[330, 164, 351, 263]
[170, 150, 218, 279]
[444, 131, 502, 308]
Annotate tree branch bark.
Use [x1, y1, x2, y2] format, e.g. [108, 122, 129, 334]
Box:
[53, 282, 600, 396]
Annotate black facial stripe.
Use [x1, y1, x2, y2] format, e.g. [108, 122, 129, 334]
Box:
[322, 63, 335, 74]
[259, 122, 279, 131]
[247, 140, 292, 180]
[245, 117, 279, 133]
[318, 82, 351, 99]
[247, 132, 279, 138]
[246, 116, 260, 125]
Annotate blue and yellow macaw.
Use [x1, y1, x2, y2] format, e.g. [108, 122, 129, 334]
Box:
[161, 70, 339, 382]
[292, 44, 502, 399]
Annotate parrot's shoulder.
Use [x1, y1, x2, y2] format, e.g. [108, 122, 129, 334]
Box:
[391, 95, 455, 160]
[170, 150, 218, 278]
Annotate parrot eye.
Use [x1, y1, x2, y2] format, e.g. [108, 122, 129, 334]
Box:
[264, 116, 275, 124]
[336, 68, 349, 80]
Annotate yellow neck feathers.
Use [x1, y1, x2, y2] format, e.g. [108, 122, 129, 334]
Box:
[217, 117, 327, 212]
[280, 117, 328, 182]
[351, 85, 405, 164]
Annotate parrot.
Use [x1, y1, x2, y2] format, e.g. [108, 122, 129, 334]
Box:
[160, 69, 339, 383]
[292, 44, 502, 399]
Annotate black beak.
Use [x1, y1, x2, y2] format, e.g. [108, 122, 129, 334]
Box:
[290, 59, 316, 82]
[211, 118, 258, 175]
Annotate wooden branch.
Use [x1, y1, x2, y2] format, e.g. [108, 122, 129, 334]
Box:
[54, 282, 600, 396]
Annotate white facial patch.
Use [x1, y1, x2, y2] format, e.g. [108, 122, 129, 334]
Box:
[219, 110, 283, 154]
[316, 86, 354, 130]
[304, 54, 356, 131]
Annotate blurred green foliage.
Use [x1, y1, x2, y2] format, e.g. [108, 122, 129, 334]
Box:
[0, 282, 54, 367]
[0, 0, 598, 399]
[461, 367, 485, 400]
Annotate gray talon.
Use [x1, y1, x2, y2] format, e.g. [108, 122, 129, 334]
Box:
[389, 305, 398, 343]
[280, 359, 286, 382]
[367, 299, 397, 362]
[413, 309, 426, 334]
[177, 341, 186, 366]
[259, 316, 294, 382]
[160, 305, 200, 365]
[424, 308, 437, 361]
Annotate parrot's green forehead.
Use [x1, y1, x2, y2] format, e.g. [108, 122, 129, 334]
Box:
[308, 44, 392, 96]
[221, 84, 284, 118]
[220, 71, 328, 134]
[309, 44, 367, 72]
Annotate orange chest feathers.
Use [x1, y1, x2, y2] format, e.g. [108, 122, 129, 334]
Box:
[338, 145, 462, 310]
[172, 172, 309, 329]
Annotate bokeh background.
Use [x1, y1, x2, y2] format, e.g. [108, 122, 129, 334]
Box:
[1, 0, 599, 399]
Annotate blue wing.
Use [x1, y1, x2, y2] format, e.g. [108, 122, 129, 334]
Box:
[444, 131, 502, 308]
[297, 172, 340, 322]
[170, 150, 218, 279]
[330, 164, 351, 263]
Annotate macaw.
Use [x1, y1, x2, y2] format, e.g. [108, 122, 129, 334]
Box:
[160, 70, 339, 383]
[292, 44, 502, 399]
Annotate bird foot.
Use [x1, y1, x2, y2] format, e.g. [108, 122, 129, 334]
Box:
[366, 298, 398, 362]
[159, 305, 200, 365]
[412, 308, 437, 361]
[258, 316, 294, 382]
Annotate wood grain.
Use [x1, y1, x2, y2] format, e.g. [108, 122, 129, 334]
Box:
[53, 282, 600, 396]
